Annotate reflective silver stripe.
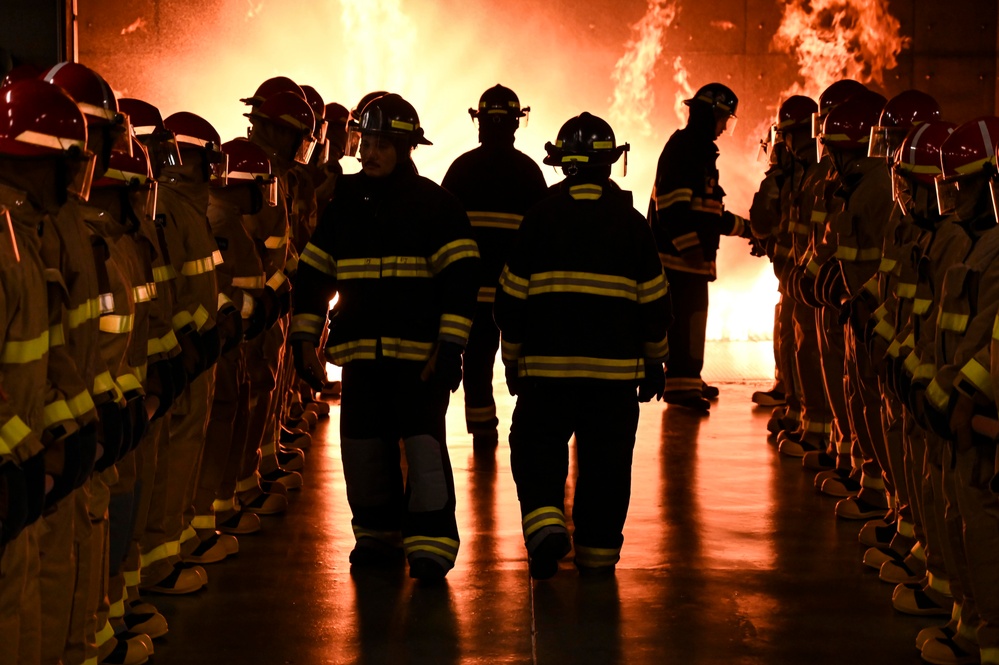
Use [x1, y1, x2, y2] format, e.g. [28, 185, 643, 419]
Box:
[232, 275, 266, 289]
[132, 285, 152, 303]
[520, 355, 643, 380]
[467, 211, 523, 230]
[181, 256, 216, 276]
[498, 267, 529, 299]
[528, 271, 638, 300]
[381, 338, 434, 361]
[430, 239, 480, 273]
[264, 234, 288, 249]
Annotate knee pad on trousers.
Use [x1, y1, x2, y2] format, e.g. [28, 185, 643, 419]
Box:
[403, 435, 448, 513]
[340, 438, 396, 508]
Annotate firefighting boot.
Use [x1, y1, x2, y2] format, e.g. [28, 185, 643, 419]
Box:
[863, 546, 903, 571]
[280, 425, 312, 448]
[275, 445, 306, 471]
[216, 508, 261, 535]
[142, 563, 207, 595]
[349, 538, 405, 568]
[99, 633, 151, 665]
[261, 467, 304, 491]
[918, 623, 959, 651]
[880, 553, 926, 584]
[892, 582, 952, 616]
[473, 431, 499, 453]
[237, 487, 288, 515]
[802, 449, 836, 471]
[778, 432, 824, 458]
[767, 406, 787, 434]
[921, 634, 981, 665]
[409, 557, 448, 582]
[663, 390, 710, 412]
[835, 493, 889, 520]
[528, 532, 572, 581]
[701, 382, 720, 400]
[184, 532, 232, 565]
[752, 385, 786, 406]
[322, 380, 342, 399]
[305, 400, 330, 419]
[121, 607, 168, 640]
[858, 518, 897, 549]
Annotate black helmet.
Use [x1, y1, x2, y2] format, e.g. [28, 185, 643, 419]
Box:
[543, 112, 628, 167]
[345, 91, 389, 157]
[357, 93, 432, 147]
[684, 83, 739, 118]
[468, 84, 528, 120]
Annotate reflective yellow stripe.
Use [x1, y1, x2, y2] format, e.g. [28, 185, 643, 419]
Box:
[212, 498, 234, 513]
[903, 352, 921, 375]
[810, 210, 827, 223]
[926, 378, 950, 411]
[325, 339, 378, 364]
[959, 358, 994, 399]
[108, 596, 126, 620]
[689, 197, 723, 215]
[335, 258, 380, 280]
[913, 363, 935, 380]
[93, 371, 116, 396]
[477, 286, 497, 303]
[152, 265, 177, 282]
[522, 506, 566, 538]
[300, 243, 336, 277]
[240, 295, 256, 319]
[440, 314, 473, 344]
[835, 246, 881, 262]
[181, 256, 215, 276]
[192, 514, 215, 530]
[790, 222, 810, 235]
[430, 239, 480, 273]
[643, 333, 670, 360]
[896, 283, 916, 299]
[117, 373, 143, 394]
[232, 275, 266, 289]
[926, 571, 951, 596]
[873, 303, 889, 323]
[912, 298, 931, 315]
[0, 416, 32, 456]
[804, 419, 833, 434]
[806, 260, 820, 276]
[99, 293, 115, 315]
[95, 621, 115, 649]
[236, 473, 259, 493]
[67, 297, 101, 329]
[132, 285, 152, 303]
[887, 340, 902, 358]
[172, 310, 194, 331]
[139, 540, 180, 569]
[402, 536, 460, 563]
[873, 319, 895, 342]
[193, 305, 210, 331]
[527, 270, 639, 300]
[48, 324, 65, 348]
[574, 544, 621, 568]
[218, 292, 233, 310]
[939, 311, 969, 333]
[879, 257, 897, 273]
[520, 355, 643, 380]
[380, 256, 432, 278]
[498, 267, 529, 299]
[212, 249, 224, 266]
[290, 314, 325, 338]
[673, 232, 700, 251]
[265, 271, 287, 290]
[465, 404, 497, 422]
[659, 253, 716, 276]
[285, 254, 299, 273]
[99, 314, 133, 333]
[467, 211, 523, 229]
[44, 400, 74, 428]
[380, 338, 434, 361]
[655, 188, 693, 210]
[993, 312, 999, 340]
[67, 390, 95, 418]
[1, 330, 48, 364]
[264, 233, 288, 249]
[501, 338, 521, 363]
[569, 184, 603, 200]
[123, 568, 141, 588]
[637, 274, 668, 304]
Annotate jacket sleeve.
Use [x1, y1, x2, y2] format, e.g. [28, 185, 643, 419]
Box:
[429, 196, 480, 347]
[648, 146, 705, 261]
[0, 272, 45, 465]
[290, 205, 338, 345]
[494, 217, 532, 367]
[635, 219, 672, 361]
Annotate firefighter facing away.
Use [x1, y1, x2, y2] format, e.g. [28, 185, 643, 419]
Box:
[494, 112, 672, 580]
[442, 84, 548, 452]
[291, 93, 480, 581]
[649, 82, 748, 412]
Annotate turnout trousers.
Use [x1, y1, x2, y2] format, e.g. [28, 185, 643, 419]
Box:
[662, 269, 708, 397]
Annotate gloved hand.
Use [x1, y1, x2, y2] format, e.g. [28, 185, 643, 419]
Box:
[505, 362, 522, 397]
[217, 306, 244, 353]
[94, 400, 124, 472]
[243, 296, 266, 341]
[200, 325, 222, 370]
[178, 325, 207, 380]
[420, 341, 463, 393]
[292, 339, 326, 392]
[43, 424, 85, 509]
[638, 360, 666, 402]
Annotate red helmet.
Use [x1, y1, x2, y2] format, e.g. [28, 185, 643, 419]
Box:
[93, 136, 158, 221]
[776, 95, 818, 130]
[42, 62, 133, 158]
[819, 94, 884, 153]
[300, 85, 327, 143]
[164, 111, 226, 185]
[892, 121, 955, 216]
[812, 79, 868, 138]
[245, 91, 316, 164]
[0, 79, 96, 200]
[0, 64, 42, 89]
[119, 98, 182, 178]
[346, 91, 389, 157]
[240, 76, 304, 107]
[222, 138, 277, 207]
[935, 117, 999, 216]
[870, 90, 941, 158]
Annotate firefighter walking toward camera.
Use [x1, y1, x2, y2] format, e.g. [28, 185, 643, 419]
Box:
[494, 112, 672, 580]
[649, 82, 748, 412]
[442, 84, 548, 451]
[291, 93, 479, 581]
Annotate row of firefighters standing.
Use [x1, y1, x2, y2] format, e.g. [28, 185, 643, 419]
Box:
[751, 80, 999, 665]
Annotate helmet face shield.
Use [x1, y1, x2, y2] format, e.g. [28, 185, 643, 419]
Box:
[310, 139, 330, 167]
[935, 174, 962, 216]
[207, 149, 228, 186]
[140, 134, 183, 179]
[66, 148, 97, 202]
[892, 169, 913, 216]
[869, 125, 894, 159]
[109, 114, 134, 157]
[293, 136, 316, 165]
[812, 112, 824, 140]
[346, 126, 361, 158]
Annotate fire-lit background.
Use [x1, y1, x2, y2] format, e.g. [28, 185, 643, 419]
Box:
[5, 0, 998, 340]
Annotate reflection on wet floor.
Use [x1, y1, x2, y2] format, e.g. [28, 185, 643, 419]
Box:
[152, 342, 934, 664]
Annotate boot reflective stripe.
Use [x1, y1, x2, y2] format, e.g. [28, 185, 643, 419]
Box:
[465, 405, 496, 423]
[140, 540, 180, 568]
[978, 647, 999, 665]
[68, 390, 96, 418]
[403, 435, 448, 512]
[574, 545, 621, 568]
[192, 514, 215, 530]
[957, 618, 978, 643]
[236, 473, 260, 493]
[897, 519, 916, 539]
[403, 535, 460, 563]
[381, 337, 434, 361]
[430, 239, 480, 274]
[520, 355, 643, 380]
[352, 526, 402, 547]
[836, 437, 851, 454]
[180, 525, 198, 546]
[439, 314, 473, 345]
[927, 571, 952, 596]
[100, 314, 134, 333]
[477, 286, 497, 303]
[109, 596, 126, 619]
[499, 266, 529, 299]
[44, 399, 74, 428]
[124, 568, 141, 588]
[860, 473, 885, 490]
[213, 498, 235, 513]
[663, 377, 704, 392]
[467, 211, 523, 229]
[522, 506, 567, 550]
[95, 620, 116, 648]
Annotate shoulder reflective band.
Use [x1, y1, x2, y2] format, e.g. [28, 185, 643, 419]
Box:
[499, 267, 529, 299]
[655, 188, 692, 211]
[430, 239, 480, 274]
[467, 212, 523, 230]
[1, 330, 48, 364]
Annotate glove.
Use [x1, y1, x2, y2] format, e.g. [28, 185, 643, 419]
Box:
[638, 360, 666, 402]
[43, 426, 82, 509]
[94, 400, 125, 472]
[200, 325, 222, 370]
[145, 358, 176, 420]
[292, 340, 326, 392]
[261, 287, 281, 330]
[178, 325, 207, 380]
[420, 341, 463, 393]
[125, 392, 148, 454]
[218, 306, 244, 353]
[504, 362, 522, 397]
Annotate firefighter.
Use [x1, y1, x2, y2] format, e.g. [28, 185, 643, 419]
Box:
[648, 82, 748, 411]
[291, 93, 479, 580]
[495, 112, 671, 579]
[442, 84, 549, 451]
[0, 77, 93, 665]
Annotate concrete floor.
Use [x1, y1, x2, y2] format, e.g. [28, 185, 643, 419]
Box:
[150, 342, 937, 664]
